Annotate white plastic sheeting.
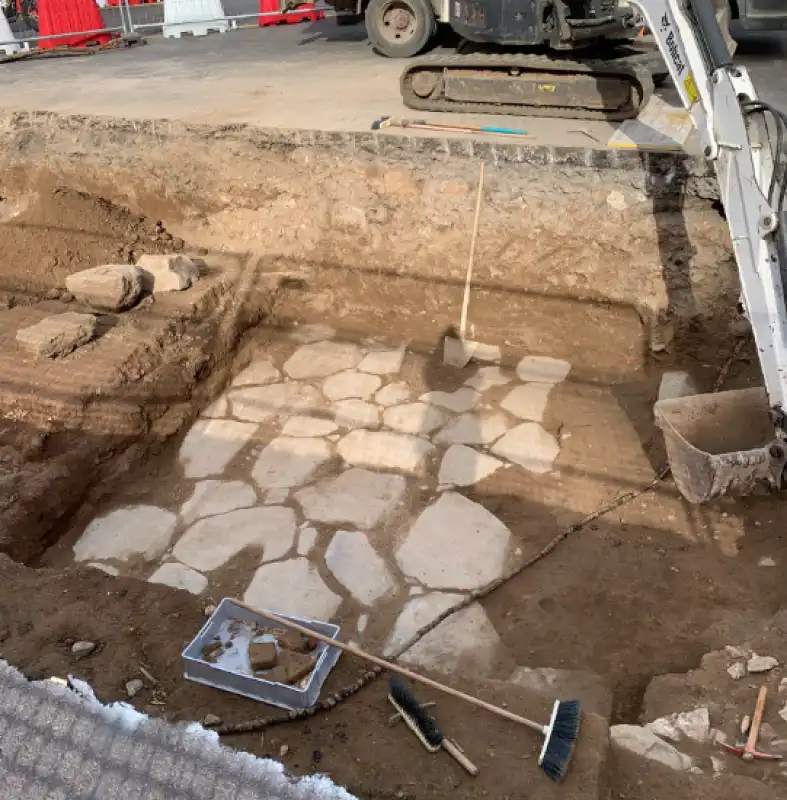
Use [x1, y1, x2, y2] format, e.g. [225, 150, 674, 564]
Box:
[162, 0, 230, 38]
[0, 12, 22, 56]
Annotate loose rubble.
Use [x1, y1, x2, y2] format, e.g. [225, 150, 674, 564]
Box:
[136, 253, 200, 292]
[747, 654, 779, 673]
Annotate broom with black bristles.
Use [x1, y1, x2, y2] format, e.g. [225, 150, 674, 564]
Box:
[233, 602, 582, 783]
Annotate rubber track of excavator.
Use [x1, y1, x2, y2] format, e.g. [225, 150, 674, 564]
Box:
[400, 51, 658, 121]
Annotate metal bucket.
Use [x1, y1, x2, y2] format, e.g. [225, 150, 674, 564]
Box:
[654, 387, 786, 503]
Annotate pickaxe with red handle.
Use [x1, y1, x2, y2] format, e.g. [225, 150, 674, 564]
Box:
[720, 686, 782, 762]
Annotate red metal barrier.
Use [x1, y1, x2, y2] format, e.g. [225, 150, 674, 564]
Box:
[37, 0, 113, 49]
[258, 0, 324, 26]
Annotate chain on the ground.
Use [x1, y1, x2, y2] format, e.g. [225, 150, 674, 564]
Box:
[216, 337, 748, 737]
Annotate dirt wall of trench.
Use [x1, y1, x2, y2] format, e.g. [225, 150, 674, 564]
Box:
[0, 111, 736, 362]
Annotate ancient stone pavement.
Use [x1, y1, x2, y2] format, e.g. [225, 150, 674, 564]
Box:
[72, 325, 570, 675]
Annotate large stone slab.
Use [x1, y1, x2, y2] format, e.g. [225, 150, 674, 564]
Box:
[74, 506, 177, 563]
[610, 725, 693, 771]
[384, 593, 501, 676]
[179, 418, 257, 479]
[438, 445, 503, 487]
[284, 341, 363, 380]
[396, 492, 511, 590]
[16, 312, 97, 359]
[358, 346, 406, 375]
[180, 480, 257, 527]
[434, 411, 509, 446]
[295, 468, 406, 529]
[244, 558, 342, 620]
[173, 506, 297, 572]
[231, 359, 280, 388]
[515, 355, 571, 384]
[333, 399, 380, 429]
[383, 402, 446, 435]
[464, 366, 511, 393]
[251, 437, 332, 491]
[230, 383, 320, 424]
[148, 561, 207, 595]
[136, 253, 199, 293]
[324, 530, 396, 606]
[420, 387, 480, 413]
[281, 415, 338, 437]
[338, 430, 434, 475]
[375, 382, 411, 407]
[491, 423, 560, 474]
[322, 370, 382, 401]
[500, 384, 553, 422]
[65, 264, 143, 311]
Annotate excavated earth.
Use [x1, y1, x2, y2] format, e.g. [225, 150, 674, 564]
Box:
[1, 112, 787, 800]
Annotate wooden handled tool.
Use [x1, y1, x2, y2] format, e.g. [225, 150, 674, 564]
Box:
[743, 685, 768, 761]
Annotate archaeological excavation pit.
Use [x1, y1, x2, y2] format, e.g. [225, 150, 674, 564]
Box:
[2, 111, 787, 800]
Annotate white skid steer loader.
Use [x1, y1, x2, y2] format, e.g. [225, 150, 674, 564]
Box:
[640, 0, 787, 502]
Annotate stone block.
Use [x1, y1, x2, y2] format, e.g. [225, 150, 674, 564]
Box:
[65, 265, 144, 311]
[16, 312, 96, 358]
[136, 253, 200, 293]
[610, 725, 693, 771]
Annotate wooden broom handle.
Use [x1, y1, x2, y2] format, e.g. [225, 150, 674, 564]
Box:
[744, 685, 768, 761]
[442, 739, 479, 775]
[231, 599, 546, 734]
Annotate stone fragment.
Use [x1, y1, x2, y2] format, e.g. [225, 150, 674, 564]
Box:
[725, 645, 748, 659]
[438, 445, 503, 487]
[74, 506, 177, 563]
[646, 708, 710, 743]
[384, 593, 501, 676]
[65, 264, 143, 311]
[281, 415, 337, 437]
[610, 725, 693, 771]
[136, 253, 199, 292]
[290, 323, 336, 344]
[16, 312, 96, 358]
[201, 714, 222, 727]
[173, 506, 296, 572]
[515, 356, 571, 384]
[295, 468, 405, 529]
[244, 558, 342, 620]
[396, 493, 511, 590]
[230, 383, 320, 424]
[87, 562, 119, 576]
[148, 561, 208, 595]
[464, 366, 511, 392]
[179, 418, 257, 479]
[325, 530, 395, 606]
[297, 527, 318, 556]
[419, 387, 480, 413]
[333, 399, 379, 429]
[284, 341, 362, 380]
[126, 679, 144, 698]
[491, 423, 560, 474]
[383, 403, 446, 436]
[201, 395, 229, 419]
[322, 371, 382, 401]
[358, 347, 406, 375]
[500, 384, 553, 422]
[180, 480, 257, 526]
[375, 382, 411, 407]
[251, 437, 332, 490]
[249, 641, 278, 671]
[727, 662, 747, 680]
[471, 343, 502, 363]
[657, 371, 698, 402]
[71, 641, 96, 659]
[434, 412, 509, 446]
[747, 654, 779, 673]
[759, 556, 777, 567]
[338, 430, 434, 475]
[231, 359, 280, 388]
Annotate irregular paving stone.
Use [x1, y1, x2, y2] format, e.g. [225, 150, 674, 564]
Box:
[646, 708, 710, 743]
[230, 383, 320, 424]
[491, 423, 560, 474]
[325, 530, 395, 606]
[434, 411, 509, 446]
[251, 437, 332, 490]
[65, 264, 144, 311]
[16, 312, 97, 358]
[383, 402, 446, 435]
[438, 445, 503, 487]
[470, 343, 502, 363]
[610, 725, 693, 771]
[284, 341, 363, 380]
[396, 492, 511, 590]
[297, 526, 319, 556]
[338, 430, 434, 475]
[282, 415, 338, 437]
[515, 355, 571, 384]
[500, 384, 553, 422]
[148, 561, 208, 595]
[201, 394, 229, 419]
[358, 346, 406, 375]
[136, 253, 199, 292]
[419, 387, 480, 413]
[264, 488, 290, 505]
[333, 399, 380, 429]
[295, 468, 406, 529]
[244, 558, 342, 620]
[74, 506, 177, 563]
[179, 418, 258, 479]
[180, 480, 257, 527]
[231, 359, 280, 388]
[464, 366, 511, 392]
[289, 323, 336, 344]
[658, 371, 698, 402]
[375, 382, 412, 407]
[748, 654, 779, 673]
[509, 666, 613, 719]
[384, 593, 501, 676]
[173, 506, 296, 572]
[322, 370, 382, 401]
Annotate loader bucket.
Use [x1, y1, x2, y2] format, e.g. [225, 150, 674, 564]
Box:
[654, 387, 785, 504]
